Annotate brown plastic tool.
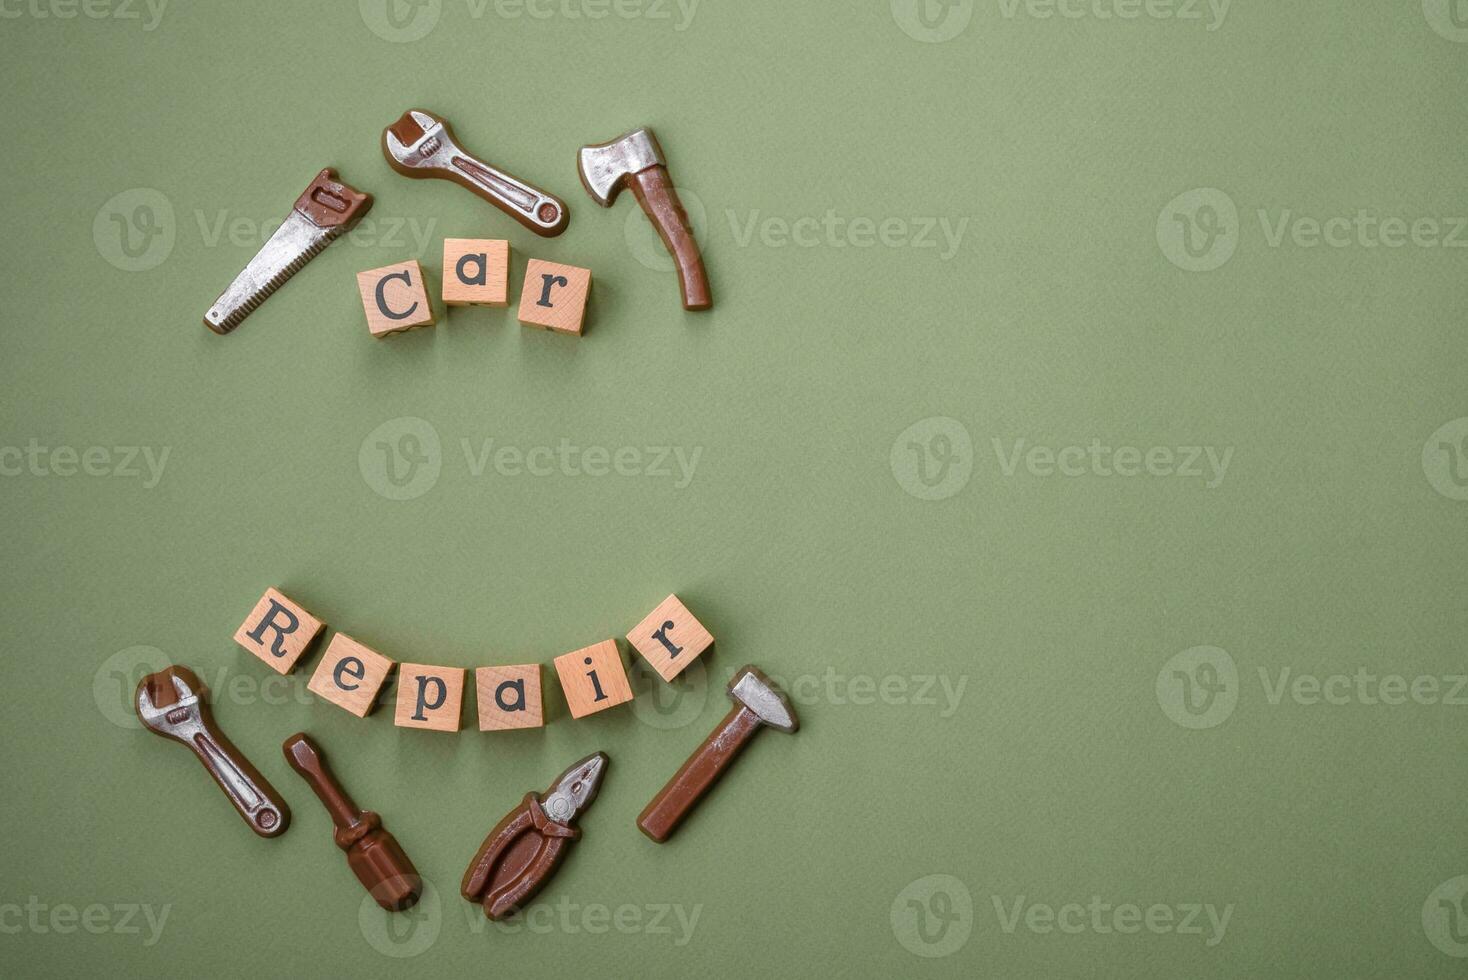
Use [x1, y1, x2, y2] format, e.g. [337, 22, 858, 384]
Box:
[577, 128, 711, 311]
[203, 169, 373, 334]
[135, 665, 290, 837]
[382, 109, 569, 237]
[283, 733, 422, 912]
[461, 752, 607, 920]
[637, 665, 798, 843]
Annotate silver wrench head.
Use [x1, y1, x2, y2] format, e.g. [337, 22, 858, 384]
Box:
[383, 109, 457, 172]
[135, 670, 203, 735]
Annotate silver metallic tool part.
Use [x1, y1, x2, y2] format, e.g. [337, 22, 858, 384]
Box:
[729, 667, 798, 732]
[577, 128, 666, 207]
[539, 751, 608, 825]
[137, 673, 285, 832]
[383, 109, 564, 235]
[203, 212, 340, 334]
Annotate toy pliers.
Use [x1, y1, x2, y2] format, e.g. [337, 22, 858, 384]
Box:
[460, 752, 608, 920]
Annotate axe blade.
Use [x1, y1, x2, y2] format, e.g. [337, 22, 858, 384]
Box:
[577, 128, 665, 206]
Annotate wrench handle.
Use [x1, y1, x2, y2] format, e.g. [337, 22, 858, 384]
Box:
[449, 155, 569, 238]
[188, 727, 290, 837]
[629, 165, 711, 311]
[637, 705, 761, 842]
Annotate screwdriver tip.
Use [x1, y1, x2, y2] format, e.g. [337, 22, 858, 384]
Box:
[282, 733, 322, 772]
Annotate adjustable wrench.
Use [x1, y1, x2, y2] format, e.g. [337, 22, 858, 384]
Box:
[382, 109, 569, 237]
[136, 666, 290, 838]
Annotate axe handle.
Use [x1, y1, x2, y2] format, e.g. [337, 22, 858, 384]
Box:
[630, 165, 712, 311]
[637, 704, 761, 842]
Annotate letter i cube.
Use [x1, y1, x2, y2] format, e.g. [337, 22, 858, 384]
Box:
[553, 640, 633, 718]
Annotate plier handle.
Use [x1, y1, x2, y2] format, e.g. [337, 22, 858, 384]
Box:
[460, 793, 580, 920]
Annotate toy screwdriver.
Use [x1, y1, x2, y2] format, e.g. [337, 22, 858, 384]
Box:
[460, 752, 608, 920]
[283, 733, 422, 912]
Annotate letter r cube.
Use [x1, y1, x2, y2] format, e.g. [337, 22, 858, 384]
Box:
[627, 594, 713, 682]
[233, 587, 324, 674]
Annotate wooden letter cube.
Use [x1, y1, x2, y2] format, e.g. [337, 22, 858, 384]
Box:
[357, 260, 436, 337]
[442, 239, 510, 307]
[307, 633, 394, 717]
[394, 664, 465, 732]
[517, 258, 591, 335]
[234, 587, 325, 675]
[627, 594, 714, 682]
[475, 664, 544, 731]
[553, 640, 633, 719]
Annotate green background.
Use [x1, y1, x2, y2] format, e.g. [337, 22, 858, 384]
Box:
[3, 1, 1466, 976]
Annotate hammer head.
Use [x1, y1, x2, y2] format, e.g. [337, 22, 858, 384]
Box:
[577, 128, 666, 207]
[728, 665, 798, 733]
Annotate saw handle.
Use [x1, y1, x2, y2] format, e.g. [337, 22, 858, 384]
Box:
[629, 164, 711, 311]
[637, 705, 762, 842]
[292, 168, 373, 229]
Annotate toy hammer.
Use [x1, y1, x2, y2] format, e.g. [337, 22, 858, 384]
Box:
[637, 665, 798, 842]
[577, 128, 711, 311]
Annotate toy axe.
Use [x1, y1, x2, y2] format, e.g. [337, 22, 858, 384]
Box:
[577, 128, 711, 311]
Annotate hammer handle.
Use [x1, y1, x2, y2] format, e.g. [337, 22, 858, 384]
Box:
[638, 705, 761, 842]
[630, 165, 712, 311]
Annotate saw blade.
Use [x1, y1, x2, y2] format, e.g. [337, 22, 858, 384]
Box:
[202, 168, 371, 335]
[203, 212, 337, 335]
